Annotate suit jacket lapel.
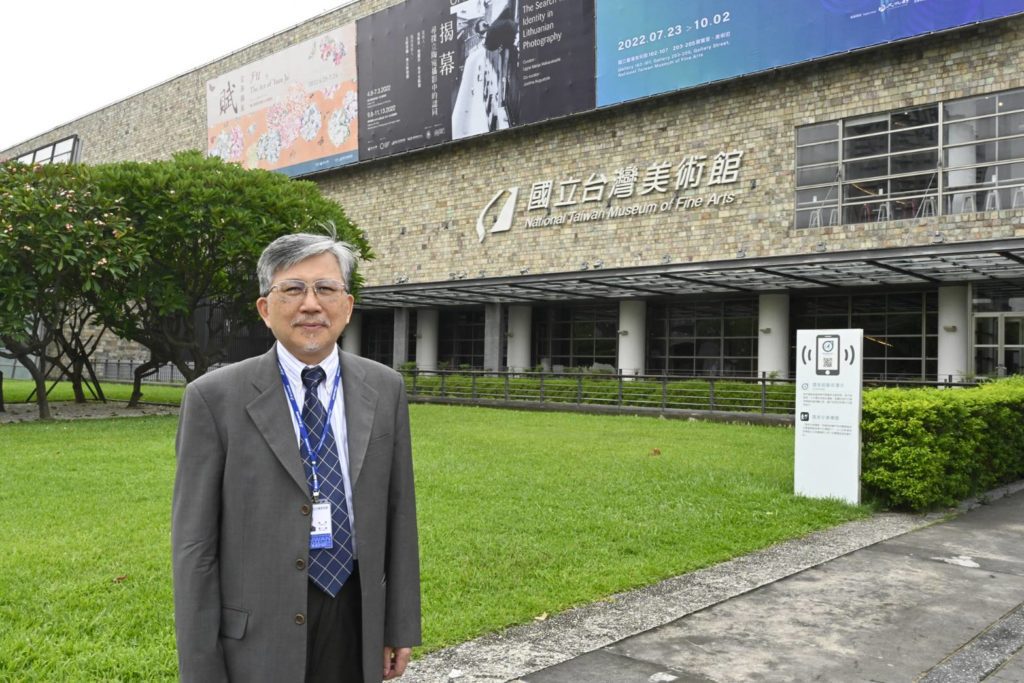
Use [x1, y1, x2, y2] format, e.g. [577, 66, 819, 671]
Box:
[341, 351, 377, 485]
[246, 347, 310, 498]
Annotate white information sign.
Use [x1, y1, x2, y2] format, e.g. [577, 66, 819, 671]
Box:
[794, 329, 863, 505]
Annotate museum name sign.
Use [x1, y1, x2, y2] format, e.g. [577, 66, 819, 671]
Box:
[477, 148, 745, 242]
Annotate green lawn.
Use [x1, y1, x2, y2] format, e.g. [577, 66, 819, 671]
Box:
[0, 403, 868, 681]
[2, 379, 184, 406]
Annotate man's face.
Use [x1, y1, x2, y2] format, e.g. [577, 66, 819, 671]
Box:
[256, 252, 354, 365]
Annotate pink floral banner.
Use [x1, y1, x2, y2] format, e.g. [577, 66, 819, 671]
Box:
[206, 23, 359, 177]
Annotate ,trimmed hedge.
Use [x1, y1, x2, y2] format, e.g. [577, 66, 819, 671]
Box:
[403, 373, 797, 415]
[861, 377, 1024, 510]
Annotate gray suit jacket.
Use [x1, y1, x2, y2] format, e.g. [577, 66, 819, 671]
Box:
[172, 347, 421, 683]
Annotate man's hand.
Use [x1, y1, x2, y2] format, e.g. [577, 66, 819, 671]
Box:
[383, 646, 412, 680]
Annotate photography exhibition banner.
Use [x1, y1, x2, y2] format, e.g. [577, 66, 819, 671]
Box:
[206, 24, 359, 177]
[356, 1, 457, 159]
[596, 0, 1024, 107]
[357, 0, 595, 159]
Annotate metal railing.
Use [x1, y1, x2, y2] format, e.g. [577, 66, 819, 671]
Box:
[93, 359, 193, 384]
[403, 369, 801, 416]
[402, 369, 981, 417]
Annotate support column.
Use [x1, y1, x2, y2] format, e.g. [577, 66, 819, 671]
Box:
[758, 294, 790, 378]
[938, 286, 969, 381]
[617, 300, 646, 376]
[507, 305, 532, 371]
[392, 308, 410, 369]
[416, 309, 439, 372]
[341, 310, 362, 355]
[483, 303, 505, 370]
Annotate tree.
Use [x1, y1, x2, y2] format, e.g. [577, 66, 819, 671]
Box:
[0, 160, 140, 419]
[92, 151, 370, 404]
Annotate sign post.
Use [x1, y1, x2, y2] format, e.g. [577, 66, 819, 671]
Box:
[794, 329, 863, 505]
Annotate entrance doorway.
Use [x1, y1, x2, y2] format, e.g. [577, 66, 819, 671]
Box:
[974, 314, 1024, 377]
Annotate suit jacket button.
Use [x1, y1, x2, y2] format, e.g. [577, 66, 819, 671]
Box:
[295, 613, 306, 625]
[301, 504, 311, 516]
[295, 558, 306, 570]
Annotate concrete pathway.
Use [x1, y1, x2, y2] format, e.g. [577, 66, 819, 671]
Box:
[404, 482, 1024, 683]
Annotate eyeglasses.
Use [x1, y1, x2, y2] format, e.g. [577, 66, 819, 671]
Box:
[266, 279, 348, 303]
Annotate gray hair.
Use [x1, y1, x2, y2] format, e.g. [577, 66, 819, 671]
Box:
[257, 232, 358, 295]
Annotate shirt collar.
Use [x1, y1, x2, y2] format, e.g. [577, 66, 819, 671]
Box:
[276, 342, 340, 386]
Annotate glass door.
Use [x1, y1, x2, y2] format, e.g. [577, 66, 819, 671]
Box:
[974, 314, 1024, 377]
[1006, 316, 1023, 375]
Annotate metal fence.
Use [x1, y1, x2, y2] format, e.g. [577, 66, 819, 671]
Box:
[402, 369, 981, 417]
[92, 359, 194, 384]
[1, 355, 981, 418]
[404, 370, 800, 416]
[0, 357, 35, 381]
[0, 357, 202, 393]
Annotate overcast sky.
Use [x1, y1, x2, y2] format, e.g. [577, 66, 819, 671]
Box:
[1, 1, 357, 152]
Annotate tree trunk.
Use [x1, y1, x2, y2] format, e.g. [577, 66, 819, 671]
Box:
[18, 353, 51, 420]
[70, 359, 87, 403]
[129, 359, 162, 408]
[83, 356, 107, 403]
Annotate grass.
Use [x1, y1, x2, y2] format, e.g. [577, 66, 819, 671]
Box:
[2, 379, 184, 406]
[0, 403, 869, 680]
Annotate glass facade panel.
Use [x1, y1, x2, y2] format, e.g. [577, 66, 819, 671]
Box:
[797, 87, 1024, 227]
[797, 122, 839, 145]
[16, 136, 78, 166]
[647, 299, 756, 376]
[797, 141, 839, 165]
[439, 309, 485, 368]
[791, 291, 936, 379]
[534, 304, 617, 370]
[844, 133, 887, 159]
[360, 311, 395, 367]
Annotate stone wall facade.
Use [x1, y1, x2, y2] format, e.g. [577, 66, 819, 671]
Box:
[5, 6, 1023, 292]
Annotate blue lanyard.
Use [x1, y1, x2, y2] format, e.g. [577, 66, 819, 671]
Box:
[278, 363, 342, 502]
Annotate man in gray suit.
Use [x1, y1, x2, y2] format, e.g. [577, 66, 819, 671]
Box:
[172, 232, 420, 682]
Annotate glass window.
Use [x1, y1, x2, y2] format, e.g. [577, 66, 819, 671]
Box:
[797, 164, 839, 187]
[892, 106, 938, 129]
[534, 304, 617, 370]
[845, 115, 888, 136]
[844, 133, 887, 159]
[799, 87, 1024, 228]
[440, 309, 485, 368]
[791, 292, 936, 380]
[15, 136, 78, 166]
[845, 157, 888, 181]
[796, 141, 839, 165]
[647, 299, 757, 377]
[797, 122, 838, 145]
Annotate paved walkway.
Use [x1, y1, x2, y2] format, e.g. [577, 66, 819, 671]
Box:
[405, 482, 1024, 683]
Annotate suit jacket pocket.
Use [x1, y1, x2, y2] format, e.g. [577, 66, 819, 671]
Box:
[220, 606, 249, 640]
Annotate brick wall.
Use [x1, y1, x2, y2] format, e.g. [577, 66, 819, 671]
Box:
[4, 4, 1023, 298]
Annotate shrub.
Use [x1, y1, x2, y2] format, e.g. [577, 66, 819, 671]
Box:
[861, 377, 1024, 510]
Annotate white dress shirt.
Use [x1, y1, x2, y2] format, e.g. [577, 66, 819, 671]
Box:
[276, 342, 357, 550]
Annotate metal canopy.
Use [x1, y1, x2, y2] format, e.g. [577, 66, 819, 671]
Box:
[356, 238, 1024, 309]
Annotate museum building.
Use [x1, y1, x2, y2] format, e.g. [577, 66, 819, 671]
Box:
[5, 0, 1024, 381]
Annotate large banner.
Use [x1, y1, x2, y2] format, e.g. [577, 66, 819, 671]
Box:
[356, 2, 456, 159]
[206, 24, 359, 177]
[357, 0, 594, 160]
[207, 1, 1024, 174]
[596, 0, 1024, 107]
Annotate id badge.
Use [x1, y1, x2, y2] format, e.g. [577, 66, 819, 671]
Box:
[310, 501, 334, 549]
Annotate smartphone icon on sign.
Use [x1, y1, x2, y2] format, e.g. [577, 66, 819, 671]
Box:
[816, 334, 840, 376]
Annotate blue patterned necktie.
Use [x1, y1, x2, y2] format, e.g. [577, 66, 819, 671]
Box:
[300, 366, 355, 597]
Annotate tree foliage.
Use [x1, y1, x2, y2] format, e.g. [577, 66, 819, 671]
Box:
[0, 160, 141, 418]
[91, 151, 370, 400]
